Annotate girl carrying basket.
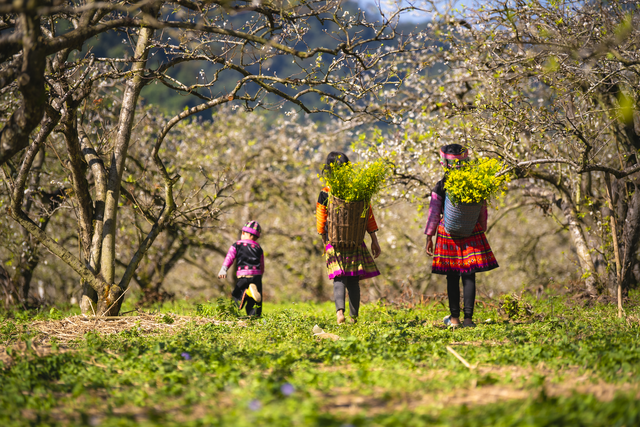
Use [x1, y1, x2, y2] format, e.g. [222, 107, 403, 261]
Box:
[424, 144, 499, 328]
[316, 151, 382, 325]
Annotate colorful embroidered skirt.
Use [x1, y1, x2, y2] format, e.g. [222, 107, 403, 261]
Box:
[432, 220, 498, 275]
[325, 242, 380, 280]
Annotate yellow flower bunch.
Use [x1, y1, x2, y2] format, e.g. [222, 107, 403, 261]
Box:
[444, 158, 509, 205]
[320, 158, 389, 203]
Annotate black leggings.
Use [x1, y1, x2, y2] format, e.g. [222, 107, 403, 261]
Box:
[447, 273, 476, 319]
[333, 276, 360, 318]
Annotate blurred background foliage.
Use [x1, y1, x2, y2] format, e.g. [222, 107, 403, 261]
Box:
[0, 100, 579, 307]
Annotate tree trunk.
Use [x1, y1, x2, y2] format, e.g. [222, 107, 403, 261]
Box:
[96, 284, 124, 317]
[79, 128, 107, 274]
[620, 180, 640, 296]
[14, 146, 47, 303]
[525, 171, 600, 295]
[560, 199, 598, 295]
[99, 14, 156, 284]
[61, 105, 94, 259]
[80, 281, 99, 315]
[0, 265, 23, 308]
[12, 251, 38, 303]
[0, 8, 47, 166]
[94, 9, 157, 314]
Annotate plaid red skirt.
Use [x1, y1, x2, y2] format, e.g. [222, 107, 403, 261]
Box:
[432, 219, 498, 275]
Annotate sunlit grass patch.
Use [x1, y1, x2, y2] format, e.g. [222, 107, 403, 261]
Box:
[1, 291, 640, 426]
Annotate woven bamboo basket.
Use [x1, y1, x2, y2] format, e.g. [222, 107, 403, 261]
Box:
[327, 194, 369, 249]
[443, 193, 483, 238]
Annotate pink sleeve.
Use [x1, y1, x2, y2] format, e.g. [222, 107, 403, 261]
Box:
[424, 192, 443, 236]
[478, 202, 488, 232]
[222, 245, 237, 269]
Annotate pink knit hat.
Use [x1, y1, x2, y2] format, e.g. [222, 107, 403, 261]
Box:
[242, 220, 261, 238]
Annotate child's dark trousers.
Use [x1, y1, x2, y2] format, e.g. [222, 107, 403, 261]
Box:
[232, 276, 262, 317]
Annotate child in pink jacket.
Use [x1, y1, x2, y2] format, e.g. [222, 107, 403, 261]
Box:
[219, 221, 264, 316]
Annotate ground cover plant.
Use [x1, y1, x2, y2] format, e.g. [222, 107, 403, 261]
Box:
[1, 290, 640, 426]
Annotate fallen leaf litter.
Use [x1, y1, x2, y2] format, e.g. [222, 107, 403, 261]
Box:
[28, 312, 244, 345]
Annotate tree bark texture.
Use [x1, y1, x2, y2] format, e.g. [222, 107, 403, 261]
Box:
[15, 146, 47, 302]
[0, 265, 23, 308]
[560, 199, 598, 295]
[79, 129, 107, 274]
[0, 9, 47, 166]
[61, 106, 94, 259]
[620, 180, 640, 295]
[100, 12, 157, 286]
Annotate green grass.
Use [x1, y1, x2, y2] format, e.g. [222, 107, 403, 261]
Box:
[1, 291, 639, 426]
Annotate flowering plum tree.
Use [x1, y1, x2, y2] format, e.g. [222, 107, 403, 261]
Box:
[357, 0, 640, 300]
[0, 0, 428, 314]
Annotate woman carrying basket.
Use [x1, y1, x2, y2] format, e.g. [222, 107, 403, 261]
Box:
[316, 151, 382, 325]
[425, 144, 499, 328]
